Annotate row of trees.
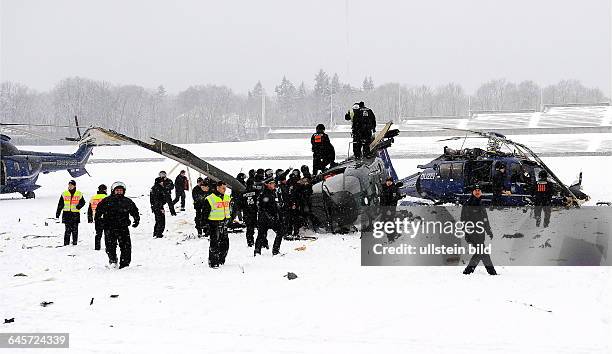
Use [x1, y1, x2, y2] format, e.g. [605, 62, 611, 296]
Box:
[0, 73, 607, 144]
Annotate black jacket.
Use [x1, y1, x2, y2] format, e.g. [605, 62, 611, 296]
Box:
[258, 188, 280, 226]
[311, 132, 335, 156]
[192, 186, 210, 209]
[460, 195, 493, 244]
[150, 183, 176, 214]
[380, 183, 402, 207]
[240, 185, 258, 216]
[175, 174, 188, 192]
[534, 180, 553, 206]
[56, 190, 86, 224]
[94, 194, 140, 229]
[345, 106, 376, 138]
[492, 170, 506, 195]
[161, 177, 174, 195]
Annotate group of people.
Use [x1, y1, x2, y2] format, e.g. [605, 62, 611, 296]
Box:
[57, 180, 139, 269]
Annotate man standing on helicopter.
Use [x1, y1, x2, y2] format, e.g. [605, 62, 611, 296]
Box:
[345, 101, 376, 159]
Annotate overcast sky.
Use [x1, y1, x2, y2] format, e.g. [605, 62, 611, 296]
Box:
[1, 0, 610, 95]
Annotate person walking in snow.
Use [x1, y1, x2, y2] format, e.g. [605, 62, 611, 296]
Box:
[94, 182, 139, 269]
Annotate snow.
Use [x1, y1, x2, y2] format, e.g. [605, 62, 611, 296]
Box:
[1, 140, 611, 353]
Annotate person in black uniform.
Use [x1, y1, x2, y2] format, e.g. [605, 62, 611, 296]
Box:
[192, 177, 210, 237]
[254, 179, 283, 256]
[286, 169, 303, 237]
[461, 184, 496, 275]
[55, 179, 86, 246]
[240, 179, 259, 247]
[150, 177, 176, 238]
[94, 182, 140, 269]
[87, 184, 108, 250]
[380, 177, 402, 207]
[534, 170, 553, 227]
[491, 162, 509, 206]
[344, 101, 376, 159]
[158, 170, 174, 199]
[201, 181, 232, 268]
[172, 170, 189, 211]
[380, 177, 403, 242]
[311, 124, 336, 175]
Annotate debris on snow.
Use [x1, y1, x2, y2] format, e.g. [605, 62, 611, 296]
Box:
[284, 272, 298, 280]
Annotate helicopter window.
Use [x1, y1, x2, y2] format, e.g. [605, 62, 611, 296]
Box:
[451, 163, 463, 179]
[439, 163, 451, 179]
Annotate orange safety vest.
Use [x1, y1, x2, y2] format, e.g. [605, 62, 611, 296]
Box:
[89, 193, 107, 217]
[62, 190, 83, 213]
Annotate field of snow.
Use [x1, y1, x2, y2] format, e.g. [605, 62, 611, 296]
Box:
[1, 140, 611, 353]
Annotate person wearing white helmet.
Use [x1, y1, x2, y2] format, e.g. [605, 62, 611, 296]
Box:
[94, 181, 140, 269]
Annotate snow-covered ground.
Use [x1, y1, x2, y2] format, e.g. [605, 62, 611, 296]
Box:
[1, 141, 611, 353]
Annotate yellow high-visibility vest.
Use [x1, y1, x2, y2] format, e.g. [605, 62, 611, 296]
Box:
[206, 193, 231, 221]
[62, 190, 83, 213]
[89, 193, 107, 216]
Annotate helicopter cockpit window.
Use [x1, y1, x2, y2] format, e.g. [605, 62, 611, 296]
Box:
[451, 163, 463, 179]
[322, 174, 361, 196]
[439, 164, 451, 179]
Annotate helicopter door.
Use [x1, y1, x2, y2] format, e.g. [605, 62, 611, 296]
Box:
[465, 161, 493, 193]
[439, 162, 464, 199]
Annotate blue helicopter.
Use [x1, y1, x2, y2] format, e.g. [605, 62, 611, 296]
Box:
[397, 129, 589, 207]
[0, 118, 94, 199]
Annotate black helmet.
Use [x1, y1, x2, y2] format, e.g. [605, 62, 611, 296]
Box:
[538, 170, 548, 179]
[291, 169, 301, 178]
[316, 123, 325, 133]
[98, 184, 107, 192]
[155, 177, 164, 184]
[265, 168, 273, 177]
[275, 168, 284, 176]
[256, 168, 265, 175]
[358, 101, 365, 108]
[236, 172, 246, 180]
[248, 169, 256, 178]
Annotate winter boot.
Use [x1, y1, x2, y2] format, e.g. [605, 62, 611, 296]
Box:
[485, 266, 498, 275]
[462, 266, 475, 275]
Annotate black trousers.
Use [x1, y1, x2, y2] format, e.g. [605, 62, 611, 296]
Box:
[288, 207, 301, 236]
[255, 222, 283, 254]
[194, 207, 203, 235]
[534, 205, 551, 227]
[105, 227, 131, 267]
[466, 241, 494, 270]
[353, 136, 373, 159]
[94, 221, 104, 250]
[173, 190, 186, 209]
[208, 221, 229, 267]
[153, 209, 165, 238]
[64, 222, 79, 246]
[244, 213, 257, 247]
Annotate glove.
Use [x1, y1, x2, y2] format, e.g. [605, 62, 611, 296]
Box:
[132, 220, 139, 228]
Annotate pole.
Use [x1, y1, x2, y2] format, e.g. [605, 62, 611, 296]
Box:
[330, 84, 334, 128]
